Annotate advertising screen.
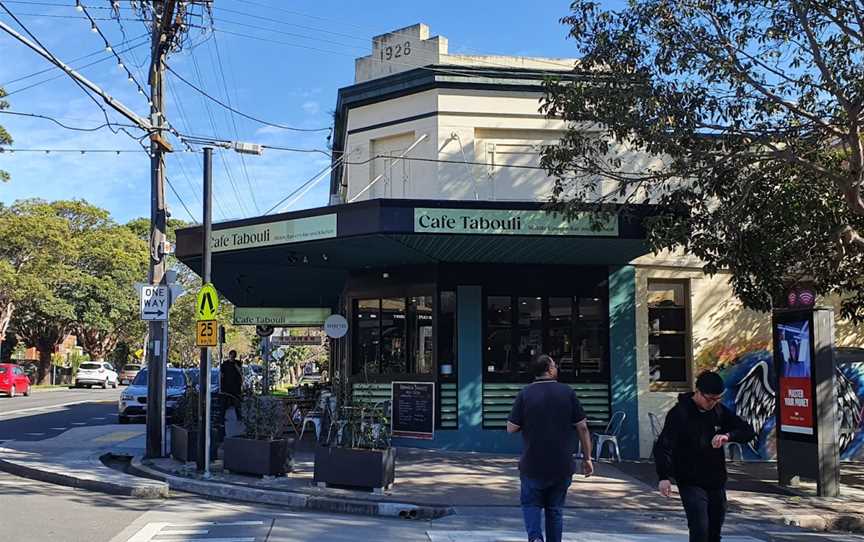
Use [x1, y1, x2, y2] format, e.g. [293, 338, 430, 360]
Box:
[776, 320, 814, 435]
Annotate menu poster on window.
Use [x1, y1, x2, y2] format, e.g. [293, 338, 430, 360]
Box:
[776, 320, 814, 435]
[392, 382, 435, 440]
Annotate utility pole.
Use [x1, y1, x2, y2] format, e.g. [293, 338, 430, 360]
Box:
[145, 0, 178, 459]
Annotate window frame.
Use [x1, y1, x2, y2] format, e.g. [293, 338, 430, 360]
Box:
[646, 278, 693, 391]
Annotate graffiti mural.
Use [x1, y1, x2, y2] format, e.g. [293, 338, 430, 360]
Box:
[715, 349, 864, 460]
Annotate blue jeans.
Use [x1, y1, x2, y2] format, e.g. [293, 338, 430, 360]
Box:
[520, 475, 571, 542]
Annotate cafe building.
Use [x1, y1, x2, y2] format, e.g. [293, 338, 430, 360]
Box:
[176, 24, 780, 459]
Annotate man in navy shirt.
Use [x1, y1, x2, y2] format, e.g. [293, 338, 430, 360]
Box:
[507, 354, 594, 542]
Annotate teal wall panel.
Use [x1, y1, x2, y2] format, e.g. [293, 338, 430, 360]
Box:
[609, 265, 639, 459]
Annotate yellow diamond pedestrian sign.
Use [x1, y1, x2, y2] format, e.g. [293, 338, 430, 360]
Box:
[196, 283, 219, 321]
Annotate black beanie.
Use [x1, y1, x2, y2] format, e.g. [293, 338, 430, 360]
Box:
[695, 371, 725, 395]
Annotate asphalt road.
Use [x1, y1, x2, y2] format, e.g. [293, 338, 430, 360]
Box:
[0, 387, 122, 444]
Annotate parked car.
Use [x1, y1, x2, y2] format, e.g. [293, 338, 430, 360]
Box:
[0, 363, 31, 397]
[119, 364, 143, 385]
[75, 361, 119, 389]
[185, 367, 220, 393]
[118, 367, 189, 424]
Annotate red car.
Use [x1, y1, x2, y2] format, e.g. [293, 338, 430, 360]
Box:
[0, 363, 32, 397]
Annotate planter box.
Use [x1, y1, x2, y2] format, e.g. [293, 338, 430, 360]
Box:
[170, 425, 220, 463]
[223, 436, 293, 476]
[313, 446, 396, 490]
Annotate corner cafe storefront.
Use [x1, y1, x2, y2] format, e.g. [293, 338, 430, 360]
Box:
[175, 199, 653, 457]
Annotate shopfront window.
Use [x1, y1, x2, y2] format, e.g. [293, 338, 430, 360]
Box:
[485, 292, 609, 382]
[438, 291, 458, 378]
[353, 296, 434, 377]
[647, 280, 690, 387]
[486, 296, 514, 373]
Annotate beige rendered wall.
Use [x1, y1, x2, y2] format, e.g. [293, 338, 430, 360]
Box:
[633, 251, 772, 457]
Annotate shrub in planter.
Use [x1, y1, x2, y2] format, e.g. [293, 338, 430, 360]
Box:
[223, 395, 293, 476]
[313, 398, 396, 491]
[170, 386, 219, 463]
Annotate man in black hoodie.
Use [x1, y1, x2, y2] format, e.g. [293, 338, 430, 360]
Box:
[654, 371, 756, 542]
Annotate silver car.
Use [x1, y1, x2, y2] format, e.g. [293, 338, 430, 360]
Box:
[75, 362, 118, 389]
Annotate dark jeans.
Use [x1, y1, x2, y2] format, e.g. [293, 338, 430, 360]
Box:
[519, 475, 571, 542]
[679, 485, 727, 542]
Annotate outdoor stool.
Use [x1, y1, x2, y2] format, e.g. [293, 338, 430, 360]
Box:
[648, 412, 663, 459]
[724, 441, 744, 462]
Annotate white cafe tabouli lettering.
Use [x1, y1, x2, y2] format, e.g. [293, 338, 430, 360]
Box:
[210, 214, 337, 253]
[414, 208, 618, 237]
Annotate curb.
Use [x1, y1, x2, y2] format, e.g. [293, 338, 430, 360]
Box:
[129, 457, 452, 519]
[0, 451, 168, 498]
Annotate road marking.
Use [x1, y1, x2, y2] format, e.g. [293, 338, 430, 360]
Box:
[71, 422, 87, 425]
[49, 427, 68, 431]
[126, 521, 264, 542]
[93, 431, 141, 443]
[24, 433, 45, 437]
[0, 398, 117, 417]
[91, 417, 107, 421]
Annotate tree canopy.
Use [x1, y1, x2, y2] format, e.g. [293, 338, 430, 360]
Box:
[542, 0, 864, 318]
[0, 87, 11, 182]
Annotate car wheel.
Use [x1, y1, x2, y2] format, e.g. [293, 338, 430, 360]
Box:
[23, 385, 30, 397]
[111, 380, 117, 389]
[102, 379, 108, 389]
[9, 386, 15, 398]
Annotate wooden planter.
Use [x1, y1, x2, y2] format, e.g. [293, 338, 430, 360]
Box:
[170, 425, 220, 463]
[313, 446, 396, 490]
[223, 436, 293, 476]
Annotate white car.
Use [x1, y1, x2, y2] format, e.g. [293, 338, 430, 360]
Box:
[75, 362, 118, 389]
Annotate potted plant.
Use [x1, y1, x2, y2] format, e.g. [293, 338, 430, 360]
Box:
[170, 386, 200, 463]
[223, 394, 293, 476]
[313, 396, 396, 491]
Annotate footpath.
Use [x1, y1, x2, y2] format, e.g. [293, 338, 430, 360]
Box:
[0, 425, 863, 536]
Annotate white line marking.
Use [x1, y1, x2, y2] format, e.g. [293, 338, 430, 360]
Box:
[49, 427, 68, 431]
[24, 433, 45, 436]
[153, 539, 254, 542]
[0, 398, 110, 417]
[127, 522, 167, 542]
[165, 521, 264, 528]
[91, 417, 107, 421]
[157, 530, 209, 535]
[71, 422, 87, 425]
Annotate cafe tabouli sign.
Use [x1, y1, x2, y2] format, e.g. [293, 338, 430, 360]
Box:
[414, 208, 618, 237]
[211, 214, 337, 252]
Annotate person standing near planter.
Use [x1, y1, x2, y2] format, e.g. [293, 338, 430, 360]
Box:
[220, 349, 243, 422]
[654, 371, 756, 542]
[507, 354, 594, 542]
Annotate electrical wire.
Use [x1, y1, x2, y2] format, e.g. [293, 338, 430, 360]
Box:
[0, 147, 151, 153]
[212, 31, 259, 213]
[3, 37, 149, 96]
[263, 153, 348, 215]
[166, 176, 198, 223]
[0, 110, 139, 131]
[166, 64, 331, 133]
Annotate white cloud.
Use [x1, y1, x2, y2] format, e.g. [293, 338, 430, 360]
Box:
[301, 101, 320, 115]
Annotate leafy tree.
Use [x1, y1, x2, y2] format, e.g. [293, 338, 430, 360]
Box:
[0, 87, 12, 182]
[0, 201, 71, 370]
[542, 0, 864, 318]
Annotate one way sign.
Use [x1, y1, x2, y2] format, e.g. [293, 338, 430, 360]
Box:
[140, 285, 169, 321]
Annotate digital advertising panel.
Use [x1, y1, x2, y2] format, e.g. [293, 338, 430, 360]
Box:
[776, 320, 814, 435]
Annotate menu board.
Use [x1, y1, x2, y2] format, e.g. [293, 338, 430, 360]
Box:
[391, 382, 435, 440]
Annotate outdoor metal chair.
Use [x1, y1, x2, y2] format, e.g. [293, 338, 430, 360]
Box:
[299, 391, 331, 442]
[724, 441, 744, 462]
[594, 411, 626, 462]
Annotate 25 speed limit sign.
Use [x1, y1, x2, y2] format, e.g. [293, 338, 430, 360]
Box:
[196, 320, 218, 347]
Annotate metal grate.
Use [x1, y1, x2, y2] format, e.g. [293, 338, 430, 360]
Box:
[482, 382, 610, 429]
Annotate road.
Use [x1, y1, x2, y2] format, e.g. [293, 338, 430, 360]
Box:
[0, 387, 122, 444]
[0, 391, 862, 541]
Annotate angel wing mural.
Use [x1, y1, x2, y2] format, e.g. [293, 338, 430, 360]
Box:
[837, 368, 863, 453]
[734, 360, 776, 452]
[730, 353, 864, 457]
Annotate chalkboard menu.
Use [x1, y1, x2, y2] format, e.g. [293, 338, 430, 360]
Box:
[391, 382, 435, 440]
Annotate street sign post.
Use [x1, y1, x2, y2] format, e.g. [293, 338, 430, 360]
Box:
[196, 320, 218, 347]
[140, 285, 169, 321]
[196, 283, 219, 321]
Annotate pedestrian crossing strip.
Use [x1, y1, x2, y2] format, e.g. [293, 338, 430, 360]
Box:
[126, 521, 266, 542]
[426, 533, 762, 542]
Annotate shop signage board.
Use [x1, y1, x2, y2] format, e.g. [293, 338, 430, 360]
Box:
[196, 320, 218, 347]
[776, 319, 814, 435]
[233, 307, 332, 326]
[271, 335, 325, 346]
[414, 208, 618, 237]
[324, 314, 348, 339]
[211, 214, 337, 253]
[196, 283, 219, 321]
[140, 285, 169, 321]
[391, 381, 434, 440]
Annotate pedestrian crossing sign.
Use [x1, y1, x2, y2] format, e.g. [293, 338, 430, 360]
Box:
[196, 283, 219, 321]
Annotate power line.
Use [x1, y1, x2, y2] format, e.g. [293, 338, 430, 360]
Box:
[212, 32, 259, 213]
[3, 37, 149, 96]
[166, 64, 331, 133]
[166, 176, 198, 223]
[0, 110, 139, 131]
[0, 11, 146, 21]
[263, 153, 348, 215]
[0, 147, 152, 152]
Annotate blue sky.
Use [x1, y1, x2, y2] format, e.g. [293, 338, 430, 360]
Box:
[0, 0, 585, 224]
